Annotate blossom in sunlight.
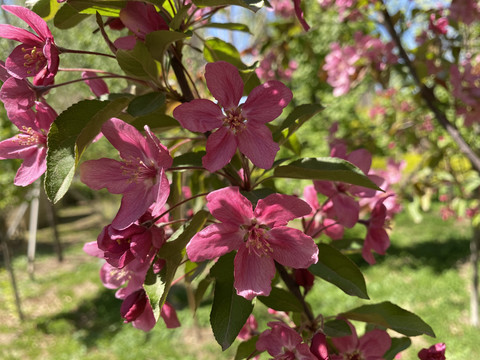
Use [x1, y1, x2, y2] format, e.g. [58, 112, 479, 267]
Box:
[330, 321, 391, 360]
[0, 5, 59, 86]
[186, 187, 318, 300]
[113, 1, 169, 50]
[0, 101, 56, 186]
[418, 343, 446, 360]
[80, 118, 172, 230]
[256, 321, 317, 359]
[173, 61, 292, 172]
[362, 197, 391, 265]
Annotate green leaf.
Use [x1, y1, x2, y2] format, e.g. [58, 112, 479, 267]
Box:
[200, 22, 251, 33]
[54, 3, 90, 29]
[69, 0, 126, 16]
[149, 211, 209, 318]
[194, 277, 213, 312]
[235, 335, 259, 360]
[274, 157, 382, 191]
[127, 107, 179, 131]
[210, 252, 254, 350]
[192, 0, 266, 12]
[309, 243, 369, 299]
[116, 42, 159, 80]
[384, 337, 412, 360]
[172, 151, 206, 168]
[204, 38, 246, 69]
[273, 104, 324, 144]
[143, 266, 167, 320]
[258, 287, 304, 312]
[145, 30, 189, 63]
[341, 301, 436, 337]
[31, 0, 61, 20]
[127, 92, 166, 117]
[46, 98, 128, 203]
[169, 3, 191, 30]
[323, 319, 352, 337]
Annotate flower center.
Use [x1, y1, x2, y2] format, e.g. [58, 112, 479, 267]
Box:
[223, 108, 247, 134]
[243, 221, 273, 257]
[344, 351, 364, 360]
[121, 157, 158, 185]
[15, 126, 45, 147]
[22, 46, 47, 74]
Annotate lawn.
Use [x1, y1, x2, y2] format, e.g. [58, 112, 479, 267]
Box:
[0, 200, 477, 360]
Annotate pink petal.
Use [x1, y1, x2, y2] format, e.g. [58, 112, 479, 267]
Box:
[34, 101, 56, 130]
[202, 126, 238, 172]
[6, 45, 47, 79]
[149, 169, 171, 219]
[8, 107, 37, 131]
[100, 263, 127, 289]
[2, 5, 53, 40]
[236, 122, 279, 169]
[295, 343, 318, 360]
[0, 77, 36, 117]
[365, 228, 390, 255]
[310, 332, 329, 360]
[44, 38, 59, 75]
[186, 223, 243, 262]
[160, 302, 181, 328]
[143, 125, 173, 168]
[79, 158, 131, 193]
[346, 148, 372, 175]
[119, 1, 168, 39]
[132, 301, 156, 331]
[206, 186, 253, 225]
[242, 80, 292, 124]
[234, 244, 276, 300]
[112, 185, 155, 230]
[14, 146, 46, 186]
[358, 329, 391, 358]
[331, 321, 359, 354]
[82, 71, 109, 97]
[0, 24, 42, 45]
[254, 193, 312, 227]
[205, 61, 244, 110]
[268, 227, 318, 268]
[323, 219, 344, 240]
[0, 137, 37, 160]
[83, 241, 104, 258]
[257, 322, 302, 356]
[332, 193, 359, 228]
[173, 99, 223, 132]
[114, 35, 137, 50]
[303, 185, 319, 214]
[101, 118, 149, 161]
[0, 60, 8, 81]
[314, 180, 337, 197]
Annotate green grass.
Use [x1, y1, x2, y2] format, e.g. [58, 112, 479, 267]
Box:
[0, 203, 478, 359]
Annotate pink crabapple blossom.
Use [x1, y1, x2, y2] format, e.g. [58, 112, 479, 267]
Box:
[186, 187, 318, 300]
[330, 320, 391, 360]
[113, 1, 169, 50]
[0, 5, 59, 86]
[80, 117, 172, 230]
[418, 343, 446, 360]
[0, 101, 57, 186]
[256, 321, 317, 359]
[173, 61, 292, 172]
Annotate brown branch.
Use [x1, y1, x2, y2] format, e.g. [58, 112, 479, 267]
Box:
[380, 3, 480, 173]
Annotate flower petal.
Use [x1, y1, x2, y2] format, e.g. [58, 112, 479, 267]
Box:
[173, 99, 223, 133]
[112, 184, 155, 230]
[358, 329, 391, 358]
[82, 71, 109, 97]
[186, 223, 243, 262]
[346, 148, 371, 174]
[0, 77, 36, 117]
[255, 193, 312, 227]
[268, 227, 318, 268]
[149, 168, 171, 218]
[132, 301, 156, 331]
[237, 123, 279, 169]
[0, 136, 37, 160]
[14, 145, 46, 186]
[6, 45, 47, 79]
[101, 118, 149, 161]
[160, 302, 181, 328]
[331, 321, 359, 354]
[234, 244, 276, 300]
[242, 80, 292, 124]
[34, 101, 56, 130]
[80, 158, 131, 193]
[205, 61, 243, 110]
[0, 23, 42, 45]
[202, 126, 238, 172]
[206, 186, 253, 225]
[332, 193, 359, 228]
[2, 5, 53, 40]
